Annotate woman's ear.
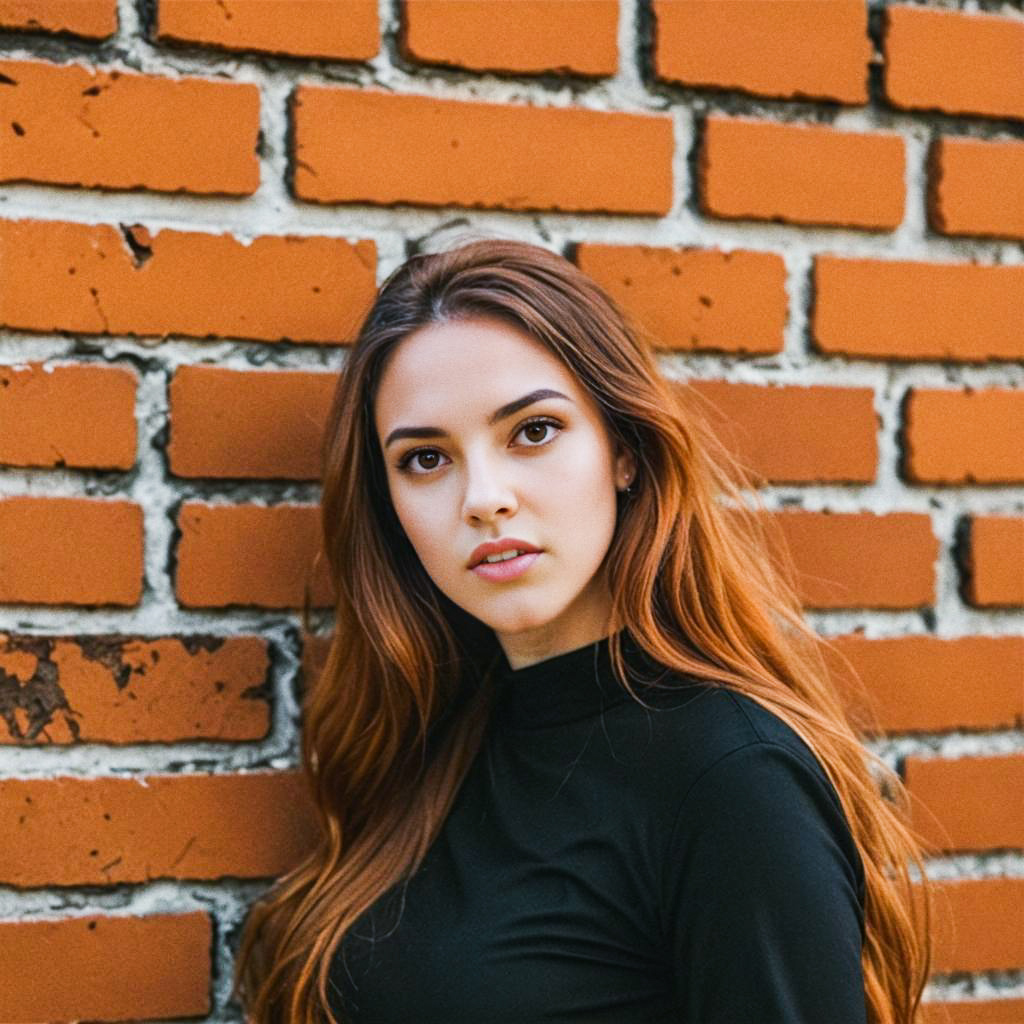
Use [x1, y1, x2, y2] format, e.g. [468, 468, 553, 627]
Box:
[614, 446, 637, 491]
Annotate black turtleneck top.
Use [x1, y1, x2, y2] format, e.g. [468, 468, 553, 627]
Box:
[328, 631, 867, 1023]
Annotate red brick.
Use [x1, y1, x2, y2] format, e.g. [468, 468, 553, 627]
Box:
[922, 999, 1024, 1024]
[654, 0, 868, 103]
[169, 366, 337, 480]
[905, 389, 1024, 485]
[0, 772, 316, 886]
[813, 256, 1024, 362]
[966, 517, 1024, 608]
[774, 511, 937, 609]
[884, 6, 1024, 121]
[699, 117, 904, 230]
[685, 380, 877, 484]
[0, 362, 136, 470]
[0, 58, 258, 194]
[293, 87, 673, 215]
[929, 136, 1024, 241]
[906, 754, 1024, 852]
[0, 219, 376, 344]
[0, 0, 115, 38]
[575, 243, 786, 355]
[0, 912, 210, 1021]
[402, 0, 618, 76]
[0, 633, 271, 744]
[922, 879, 1024, 973]
[157, 0, 378, 59]
[0, 497, 143, 606]
[830, 634, 1024, 736]
[176, 503, 333, 609]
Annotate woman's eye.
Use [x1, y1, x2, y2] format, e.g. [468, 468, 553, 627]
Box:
[514, 417, 562, 447]
[395, 418, 562, 475]
[397, 449, 449, 474]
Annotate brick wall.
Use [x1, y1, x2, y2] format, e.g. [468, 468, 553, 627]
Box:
[0, 1, 1021, 1020]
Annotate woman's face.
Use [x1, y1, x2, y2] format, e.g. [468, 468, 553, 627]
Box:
[373, 315, 635, 668]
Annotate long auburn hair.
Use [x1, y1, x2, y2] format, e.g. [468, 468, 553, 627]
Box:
[235, 237, 933, 1023]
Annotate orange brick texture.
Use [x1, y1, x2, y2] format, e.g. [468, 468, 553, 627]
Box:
[0, 59, 259, 194]
[157, 0, 379, 60]
[0, 0, 116, 38]
[293, 88, 674, 214]
[0, 771, 316, 886]
[0, 633, 271, 744]
[402, 0, 619, 77]
[1, 1, 1022, 1018]
[0, 912, 211, 1021]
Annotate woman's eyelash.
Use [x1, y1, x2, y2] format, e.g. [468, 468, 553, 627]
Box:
[396, 416, 563, 473]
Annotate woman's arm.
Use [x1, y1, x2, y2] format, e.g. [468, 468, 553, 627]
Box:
[664, 739, 868, 1024]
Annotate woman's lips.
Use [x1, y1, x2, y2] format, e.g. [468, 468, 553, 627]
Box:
[470, 551, 541, 582]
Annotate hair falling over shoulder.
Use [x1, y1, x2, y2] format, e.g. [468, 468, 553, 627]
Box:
[233, 237, 934, 1024]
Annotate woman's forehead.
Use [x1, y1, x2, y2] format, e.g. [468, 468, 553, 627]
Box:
[374, 318, 582, 423]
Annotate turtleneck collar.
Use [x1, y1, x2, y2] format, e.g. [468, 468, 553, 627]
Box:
[493, 628, 671, 730]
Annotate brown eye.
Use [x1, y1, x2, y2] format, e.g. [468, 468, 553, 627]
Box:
[514, 417, 562, 447]
[396, 447, 449, 474]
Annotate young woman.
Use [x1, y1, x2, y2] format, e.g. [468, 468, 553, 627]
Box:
[235, 238, 933, 1023]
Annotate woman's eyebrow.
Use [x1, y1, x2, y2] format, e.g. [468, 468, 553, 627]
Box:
[384, 389, 573, 448]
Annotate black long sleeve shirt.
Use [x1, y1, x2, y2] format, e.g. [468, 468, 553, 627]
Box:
[329, 630, 867, 1023]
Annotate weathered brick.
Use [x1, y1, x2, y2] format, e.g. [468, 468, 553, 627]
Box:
[0, 772, 316, 886]
[176, 503, 333, 609]
[157, 0, 378, 59]
[921, 879, 1024, 973]
[922, 999, 1024, 1024]
[0, 0, 116, 38]
[0, 497, 143, 606]
[0, 58, 258, 194]
[169, 366, 337, 480]
[684, 380, 877, 484]
[0, 633, 271, 744]
[966, 517, 1024, 608]
[813, 256, 1024, 362]
[0, 912, 210, 1020]
[293, 87, 673, 214]
[699, 117, 905, 230]
[775, 511, 937, 609]
[575, 243, 786, 355]
[653, 0, 869, 103]
[929, 136, 1024, 241]
[830, 635, 1024, 735]
[0, 219, 376, 344]
[401, 0, 618, 76]
[905, 389, 1024, 484]
[0, 362, 136, 470]
[884, 6, 1024, 121]
[906, 754, 1024, 853]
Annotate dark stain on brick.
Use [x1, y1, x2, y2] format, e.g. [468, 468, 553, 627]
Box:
[179, 635, 226, 655]
[241, 680, 271, 702]
[119, 223, 153, 269]
[11, 121, 24, 136]
[0, 635, 80, 742]
[77, 636, 133, 689]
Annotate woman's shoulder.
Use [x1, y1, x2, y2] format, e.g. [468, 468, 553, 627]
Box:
[607, 671, 838, 809]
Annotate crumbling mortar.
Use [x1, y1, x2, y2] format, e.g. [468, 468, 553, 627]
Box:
[165, 479, 322, 507]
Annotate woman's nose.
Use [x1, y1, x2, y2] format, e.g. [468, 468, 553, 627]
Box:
[461, 457, 518, 524]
